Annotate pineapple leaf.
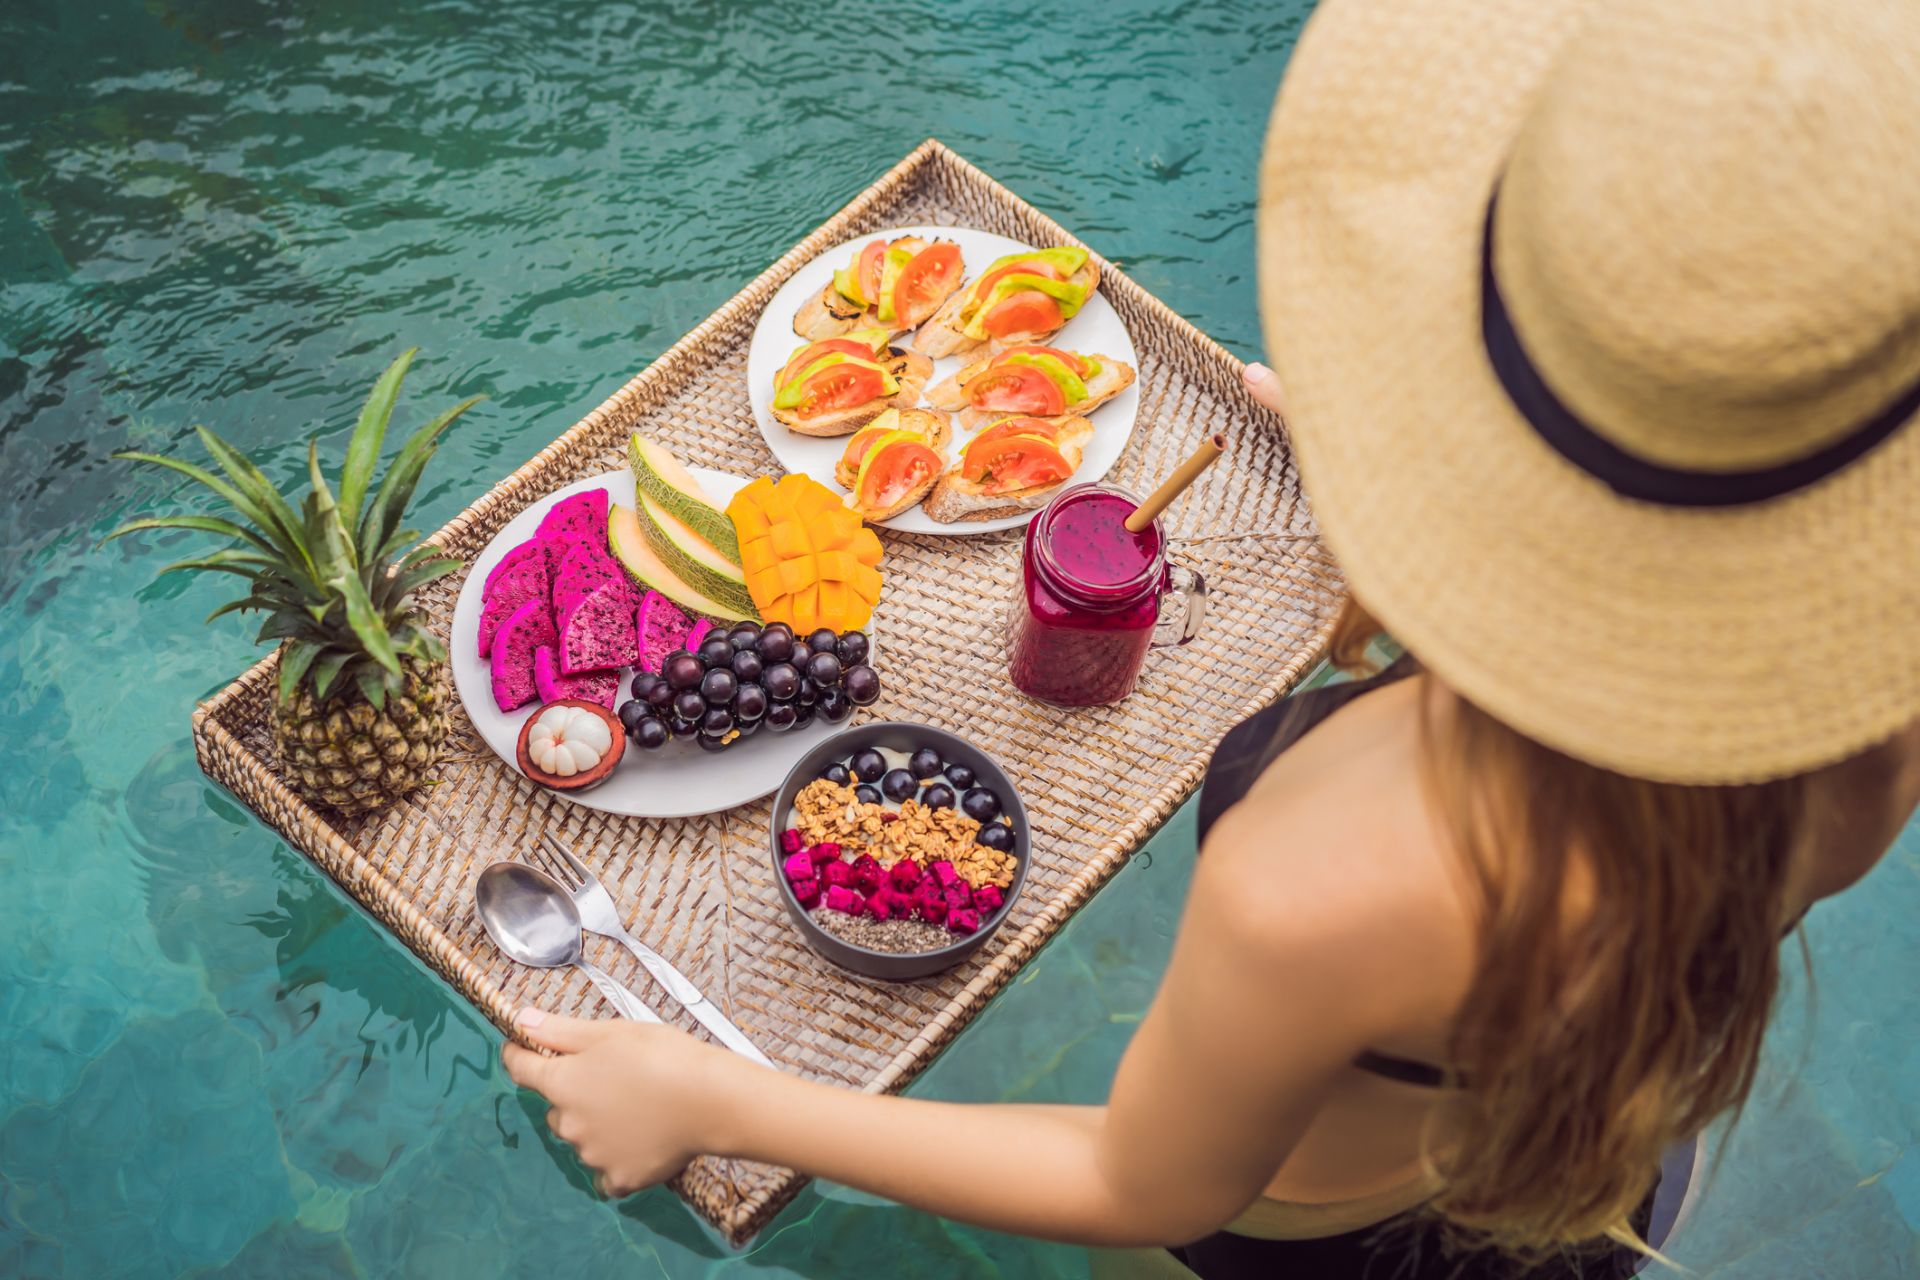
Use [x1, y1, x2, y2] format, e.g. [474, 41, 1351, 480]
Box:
[331, 561, 402, 676]
[279, 640, 321, 703]
[255, 606, 330, 645]
[111, 452, 296, 563]
[103, 514, 277, 559]
[339, 348, 417, 533]
[157, 549, 278, 579]
[307, 440, 358, 573]
[194, 427, 315, 578]
[392, 555, 462, 599]
[357, 394, 483, 561]
[311, 649, 353, 701]
[354, 665, 389, 712]
[206, 594, 278, 624]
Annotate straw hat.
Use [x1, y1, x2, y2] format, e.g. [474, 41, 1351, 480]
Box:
[1259, 0, 1920, 784]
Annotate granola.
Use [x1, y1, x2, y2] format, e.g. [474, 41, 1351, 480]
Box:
[789, 778, 1016, 890]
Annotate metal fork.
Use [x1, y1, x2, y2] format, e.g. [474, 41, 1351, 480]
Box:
[532, 834, 774, 1068]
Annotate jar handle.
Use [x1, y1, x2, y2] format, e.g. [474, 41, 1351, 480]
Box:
[1152, 560, 1207, 649]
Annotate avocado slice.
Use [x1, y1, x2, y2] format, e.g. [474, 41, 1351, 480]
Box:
[875, 245, 914, 324]
[962, 275, 1091, 340]
[979, 246, 1089, 279]
[998, 353, 1089, 404]
[771, 354, 899, 411]
[628, 433, 739, 560]
[833, 265, 868, 307]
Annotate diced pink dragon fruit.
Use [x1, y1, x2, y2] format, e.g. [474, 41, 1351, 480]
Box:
[489, 598, 555, 712]
[556, 578, 641, 674]
[476, 540, 551, 659]
[634, 590, 696, 674]
[930, 860, 960, 889]
[849, 854, 884, 895]
[534, 489, 610, 549]
[972, 883, 1005, 915]
[943, 880, 974, 913]
[912, 882, 948, 925]
[792, 876, 822, 909]
[533, 646, 620, 708]
[823, 885, 865, 915]
[864, 891, 896, 921]
[887, 859, 923, 892]
[782, 851, 815, 883]
[821, 860, 854, 890]
[810, 841, 843, 864]
[780, 829, 805, 855]
[946, 908, 982, 935]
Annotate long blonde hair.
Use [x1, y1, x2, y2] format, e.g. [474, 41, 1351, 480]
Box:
[1328, 599, 1822, 1257]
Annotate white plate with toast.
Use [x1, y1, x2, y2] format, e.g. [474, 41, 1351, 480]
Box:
[747, 225, 1141, 536]
[450, 467, 863, 818]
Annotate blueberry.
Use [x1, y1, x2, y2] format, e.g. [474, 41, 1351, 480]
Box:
[818, 687, 853, 723]
[807, 627, 839, 654]
[821, 763, 853, 785]
[908, 747, 944, 780]
[664, 653, 705, 691]
[843, 664, 880, 706]
[762, 662, 801, 701]
[944, 762, 976, 789]
[854, 783, 883, 805]
[976, 823, 1014, 852]
[881, 769, 917, 802]
[631, 717, 670, 750]
[961, 788, 1003, 823]
[849, 748, 888, 782]
[617, 700, 648, 732]
[730, 649, 764, 683]
[700, 668, 738, 706]
[922, 782, 956, 809]
[756, 624, 796, 663]
[764, 703, 798, 732]
[835, 630, 870, 665]
[805, 651, 842, 688]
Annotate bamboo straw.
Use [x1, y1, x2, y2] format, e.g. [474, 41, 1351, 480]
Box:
[1126, 434, 1228, 531]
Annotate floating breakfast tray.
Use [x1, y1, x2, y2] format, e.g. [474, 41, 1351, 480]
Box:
[191, 139, 1343, 1243]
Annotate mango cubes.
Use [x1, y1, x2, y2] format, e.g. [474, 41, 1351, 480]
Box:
[728, 474, 884, 634]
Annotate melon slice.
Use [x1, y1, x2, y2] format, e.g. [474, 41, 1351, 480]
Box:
[635, 590, 695, 674]
[557, 578, 640, 674]
[477, 540, 551, 659]
[534, 489, 610, 549]
[638, 494, 756, 618]
[534, 646, 621, 709]
[629, 433, 739, 560]
[489, 598, 555, 712]
[608, 503, 759, 622]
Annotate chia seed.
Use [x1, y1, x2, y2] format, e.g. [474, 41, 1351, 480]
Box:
[810, 908, 959, 954]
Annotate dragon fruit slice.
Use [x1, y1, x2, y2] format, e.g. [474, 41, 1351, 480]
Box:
[634, 590, 695, 674]
[477, 541, 552, 659]
[684, 617, 716, 652]
[534, 489, 610, 550]
[550, 540, 627, 616]
[489, 598, 555, 712]
[556, 579, 641, 674]
[533, 646, 621, 709]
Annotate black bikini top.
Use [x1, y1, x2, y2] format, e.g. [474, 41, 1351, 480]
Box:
[1199, 656, 1450, 1089]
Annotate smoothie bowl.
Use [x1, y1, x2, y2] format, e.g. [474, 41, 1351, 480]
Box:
[770, 722, 1030, 980]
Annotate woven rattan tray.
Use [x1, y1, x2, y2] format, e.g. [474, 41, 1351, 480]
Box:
[191, 139, 1342, 1243]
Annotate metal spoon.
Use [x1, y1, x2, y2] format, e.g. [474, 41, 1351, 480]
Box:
[475, 861, 661, 1024]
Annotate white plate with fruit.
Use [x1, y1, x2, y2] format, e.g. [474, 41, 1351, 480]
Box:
[746, 225, 1141, 536]
[450, 438, 885, 818]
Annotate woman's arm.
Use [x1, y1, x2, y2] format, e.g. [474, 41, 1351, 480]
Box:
[504, 802, 1444, 1246]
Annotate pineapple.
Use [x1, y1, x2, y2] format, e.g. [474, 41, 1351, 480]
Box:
[112, 349, 482, 814]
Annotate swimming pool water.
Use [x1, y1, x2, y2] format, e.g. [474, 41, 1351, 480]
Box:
[2, 2, 1914, 1275]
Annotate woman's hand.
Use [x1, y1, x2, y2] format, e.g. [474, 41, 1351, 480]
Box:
[500, 1008, 747, 1198]
[1243, 361, 1288, 421]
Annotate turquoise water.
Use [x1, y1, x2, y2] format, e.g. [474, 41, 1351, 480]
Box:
[2, 1, 1914, 1275]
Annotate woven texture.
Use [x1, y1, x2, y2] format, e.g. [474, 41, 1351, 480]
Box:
[193, 140, 1342, 1243]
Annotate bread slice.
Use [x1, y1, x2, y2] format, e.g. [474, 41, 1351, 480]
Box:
[792, 236, 962, 341]
[834, 409, 952, 489]
[922, 415, 1096, 523]
[913, 258, 1102, 359]
[774, 349, 934, 438]
[925, 353, 1135, 429]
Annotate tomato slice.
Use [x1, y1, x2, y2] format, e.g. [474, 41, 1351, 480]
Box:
[797, 362, 888, 418]
[857, 241, 886, 305]
[981, 290, 1067, 341]
[777, 339, 879, 390]
[892, 243, 962, 328]
[961, 434, 1074, 494]
[841, 419, 911, 472]
[970, 416, 1063, 448]
[969, 259, 1066, 307]
[965, 362, 1068, 415]
[993, 346, 1090, 378]
[855, 438, 943, 511]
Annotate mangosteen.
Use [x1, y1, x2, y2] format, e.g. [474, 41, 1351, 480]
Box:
[516, 699, 625, 791]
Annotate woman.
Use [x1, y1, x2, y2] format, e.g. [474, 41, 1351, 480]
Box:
[504, 0, 1920, 1274]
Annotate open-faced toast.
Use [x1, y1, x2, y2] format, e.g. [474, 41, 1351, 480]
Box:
[925, 346, 1135, 431]
[835, 408, 953, 522]
[793, 236, 966, 342]
[771, 329, 936, 437]
[914, 246, 1100, 359]
[923, 415, 1097, 524]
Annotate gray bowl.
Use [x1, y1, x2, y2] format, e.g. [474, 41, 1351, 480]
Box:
[768, 721, 1030, 980]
